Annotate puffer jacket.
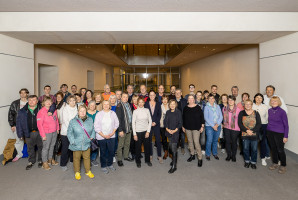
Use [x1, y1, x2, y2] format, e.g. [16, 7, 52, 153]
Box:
[37, 107, 60, 138]
[8, 99, 21, 127]
[67, 116, 95, 151]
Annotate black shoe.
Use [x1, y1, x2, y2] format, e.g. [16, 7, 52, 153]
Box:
[187, 155, 195, 162]
[117, 161, 124, 167]
[251, 164, 257, 169]
[198, 159, 203, 167]
[38, 161, 43, 168]
[213, 155, 219, 160]
[146, 162, 152, 167]
[206, 156, 210, 161]
[226, 156, 231, 161]
[244, 162, 250, 168]
[168, 166, 177, 174]
[26, 162, 34, 170]
[136, 163, 141, 168]
[124, 157, 133, 162]
[232, 156, 236, 162]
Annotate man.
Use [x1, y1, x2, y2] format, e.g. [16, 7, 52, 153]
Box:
[71, 85, 77, 94]
[38, 85, 56, 103]
[127, 85, 135, 103]
[60, 84, 71, 102]
[115, 89, 122, 105]
[139, 84, 149, 102]
[102, 84, 115, 101]
[184, 84, 196, 101]
[157, 85, 165, 103]
[211, 85, 220, 104]
[264, 85, 288, 113]
[175, 89, 187, 155]
[16, 95, 42, 170]
[231, 86, 241, 104]
[115, 93, 133, 167]
[8, 88, 29, 162]
[168, 85, 176, 100]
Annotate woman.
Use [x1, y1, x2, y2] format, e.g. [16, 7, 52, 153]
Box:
[132, 97, 152, 168]
[94, 100, 119, 174]
[267, 96, 289, 174]
[131, 95, 139, 111]
[219, 94, 228, 153]
[238, 99, 261, 169]
[196, 91, 206, 155]
[74, 93, 84, 107]
[252, 93, 270, 166]
[182, 95, 204, 167]
[109, 95, 117, 112]
[202, 90, 209, 105]
[37, 96, 60, 170]
[60, 95, 77, 171]
[164, 99, 182, 174]
[222, 95, 241, 162]
[67, 105, 95, 180]
[160, 95, 169, 160]
[56, 92, 65, 122]
[87, 101, 99, 166]
[83, 90, 94, 107]
[130, 95, 139, 160]
[95, 94, 103, 111]
[204, 94, 223, 161]
[237, 93, 250, 111]
[195, 91, 206, 111]
[145, 90, 162, 163]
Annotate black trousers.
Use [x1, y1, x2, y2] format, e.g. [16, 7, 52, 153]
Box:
[267, 130, 287, 166]
[60, 135, 73, 167]
[224, 128, 240, 157]
[135, 131, 151, 164]
[160, 127, 168, 151]
[130, 132, 136, 156]
[26, 131, 43, 164]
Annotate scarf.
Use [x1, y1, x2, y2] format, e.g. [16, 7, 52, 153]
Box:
[207, 102, 218, 124]
[121, 102, 132, 133]
[223, 104, 237, 129]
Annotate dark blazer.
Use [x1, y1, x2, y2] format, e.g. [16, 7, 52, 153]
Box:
[145, 101, 162, 127]
[176, 98, 187, 114]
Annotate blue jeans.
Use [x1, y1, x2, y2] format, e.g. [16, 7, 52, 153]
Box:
[98, 138, 116, 168]
[205, 126, 221, 156]
[260, 124, 270, 159]
[90, 149, 98, 161]
[243, 139, 258, 164]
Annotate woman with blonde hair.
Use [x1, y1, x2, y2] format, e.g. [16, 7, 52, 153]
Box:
[95, 93, 103, 111]
[87, 100, 99, 166]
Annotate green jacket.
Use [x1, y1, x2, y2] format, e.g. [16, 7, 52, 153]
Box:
[67, 116, 95, 151]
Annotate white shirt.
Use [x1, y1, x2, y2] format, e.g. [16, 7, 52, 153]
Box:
[20, 100, 27, 109]
[101, 111, 112, 135]
[252, 103, 269, 124]
[132, 107, 152, 136]
[160, 104, 169, 128]
[60, 104, 78, 136]
[263, 94, 288, 114]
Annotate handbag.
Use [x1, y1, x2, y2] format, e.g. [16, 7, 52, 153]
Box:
[76, 119, 99, 151]
[54, 133, 62, 154]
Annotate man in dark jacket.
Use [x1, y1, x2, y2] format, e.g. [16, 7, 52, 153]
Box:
[127, 85, 134, 103]
[16, 95, 43, 170]
[175, 89, 187, 155]
[211, 85, 220, 104]
[115, 92, 133, 167]
[8, 88, 29, 162]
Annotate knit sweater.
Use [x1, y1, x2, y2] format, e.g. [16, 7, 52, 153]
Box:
[132, 107, 152, 136]
[37, 107, 59, 138]
[267, 106, 289, 138]
[60, 104, 78, 136]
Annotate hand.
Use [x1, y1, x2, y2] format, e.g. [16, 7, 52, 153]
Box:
[42, 136, 47, 141]
[283, 138, 288, 143]
[213, 126, 217, 131]
[47, 112, 52, 116]
[119, 131, 124, 137]
[134, 135, 138, 141]
[152, 122, 156, 127]
[182, 127, 185, 133]
[11, 126, 16, 132]
[109, 133, 114, 138]
[200, 127, 204, 133]
[145, 132, 150, 138]
[105, 135, 111, 139]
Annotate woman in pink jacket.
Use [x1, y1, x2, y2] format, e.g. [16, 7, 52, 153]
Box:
[37, 96, 60, 170]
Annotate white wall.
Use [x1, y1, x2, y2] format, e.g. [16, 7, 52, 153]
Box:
[0, 34, 34, 154]
[260, 32, 298, 154]
[181, 45, 259, 96]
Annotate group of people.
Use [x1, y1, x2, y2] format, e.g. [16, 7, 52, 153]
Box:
[8, 82, 289, 180]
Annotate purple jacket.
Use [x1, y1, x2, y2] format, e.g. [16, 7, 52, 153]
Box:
[267, 106, 289, 138]
[94, 110, 119, 140]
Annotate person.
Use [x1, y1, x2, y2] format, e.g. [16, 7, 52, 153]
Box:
[231, 86, 241, 104]
[157, 84, 165, 103]
[116, 93, 133, 166]
[59, 95, 77, 171]
[237, 93, 250, 111]
[8, 88, 28, 162]
[202, 90, 209, 105]
[263, 85, 288, 113]
[132, 97, 152, 168]
[55, 92, 66, 122]
[219, 94, 228, 153]
[139, 84, 149, 102]
[67, 105, 95, 180]
[196, 90, 206, 155]
[37, 96, 60, 170]
[204, 94, 223, 161]
[127, 85, 135, 103]
[145, 90, 162, 163]
[94, 100, 119, 174]
[182, 95, 204, 167]
[129, 95, 139, 160]
[95, 93, 103, 111]
[195, 91, 206, 111]
[184, 84, 195, 101]
[109, 95, 117, 112]
[115, 89, 122, 105]
[60, 84, 71, 102]
[238, 99, 261, 169]
[168, 85, 176, 100]
[267, 96, 289, 174]
[83, 89, 94, 107]
[16, 95, 43, 170]
[102, 84, 115, 101]
[175, 88, 187, 155]
[38, 85, 56, 103]
[87, 101, 99, 166]
[211, 85, 220, 104]
[160, 95, 169, 160]
[252, 93, 270, 166]
[222, 95, 241, 162]
[80, 88, 87, 100]
[71, 85, 77, 94]
[164, 99, 182, 174]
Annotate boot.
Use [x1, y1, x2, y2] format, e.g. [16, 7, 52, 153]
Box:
[42, 162, 51, 170]
[163, 150, 168, 160]
[168, 153, 177, 174]
[226, 155, 231, 161]
[198, 159, 203, 167]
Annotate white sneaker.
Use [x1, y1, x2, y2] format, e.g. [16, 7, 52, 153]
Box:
[201, 150, 205, 156]
[265, 156, 271, 160]
[278, 161, 281, 165]
[221, 149, 226, 153]
[261, 158, 267, 166]
[113, 157, 116, 163]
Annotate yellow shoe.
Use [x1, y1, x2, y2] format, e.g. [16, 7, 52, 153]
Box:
[85, 171, 94, 179]
[75, 172, 81, 180]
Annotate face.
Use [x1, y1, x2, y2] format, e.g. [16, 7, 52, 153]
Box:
[44, 99, 52, 107]
[209, 96, 215, 104]
[169, 101, 176, 110]
[232, 88, 238, 96]
[222, 96, 228, 104]
[189, 85, 195, 92]
[204, 92, 209, 98]
[89, 103, 96, 111]
[266, 87, 274, 97]
[140, 85, 146, 94]
[170, 86, 176, 94]
[81, 89, 86, 96]
[127, 86, 133, 94]
[228, 98, 235, 106]
[110, 97, 116, 104]
[78, 108, 87, 118]
[188, 96, 195, 104]
[255, 96, 263, 104]
[28, 97, 38, 107]
[86, 91, 92, 99]
[149, 92, 156, 101]
[132, 97, 138, 105]
[95, 94, 101, 102]
[138, 100, 145, 108]
[71, 86, 77, 93]
[103, 101, 110, 110]
[56, 94, 63, 102]
[20, 90, 28, 99]
[271, 99, 279, 108]
[196, 92, 202, 100]
[61, 86, 68, 93]
[158, 85, 164, 94]
[244, 102, 253, 110]
[242, 94, 249, 101]
[44, 87, 51, 95]
[75, 95, 81, 103]
[211, 86, 217, 94]
[175, 90, 182, 98]
[162, 98, 168, 105]
[105, 86, 110, 93]
[116, 91, 122, 100]
[121, 94, 128, 103]
[68, 98, 76, 107]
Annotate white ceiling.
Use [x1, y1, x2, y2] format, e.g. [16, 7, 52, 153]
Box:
[0, 0, 298, 12]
